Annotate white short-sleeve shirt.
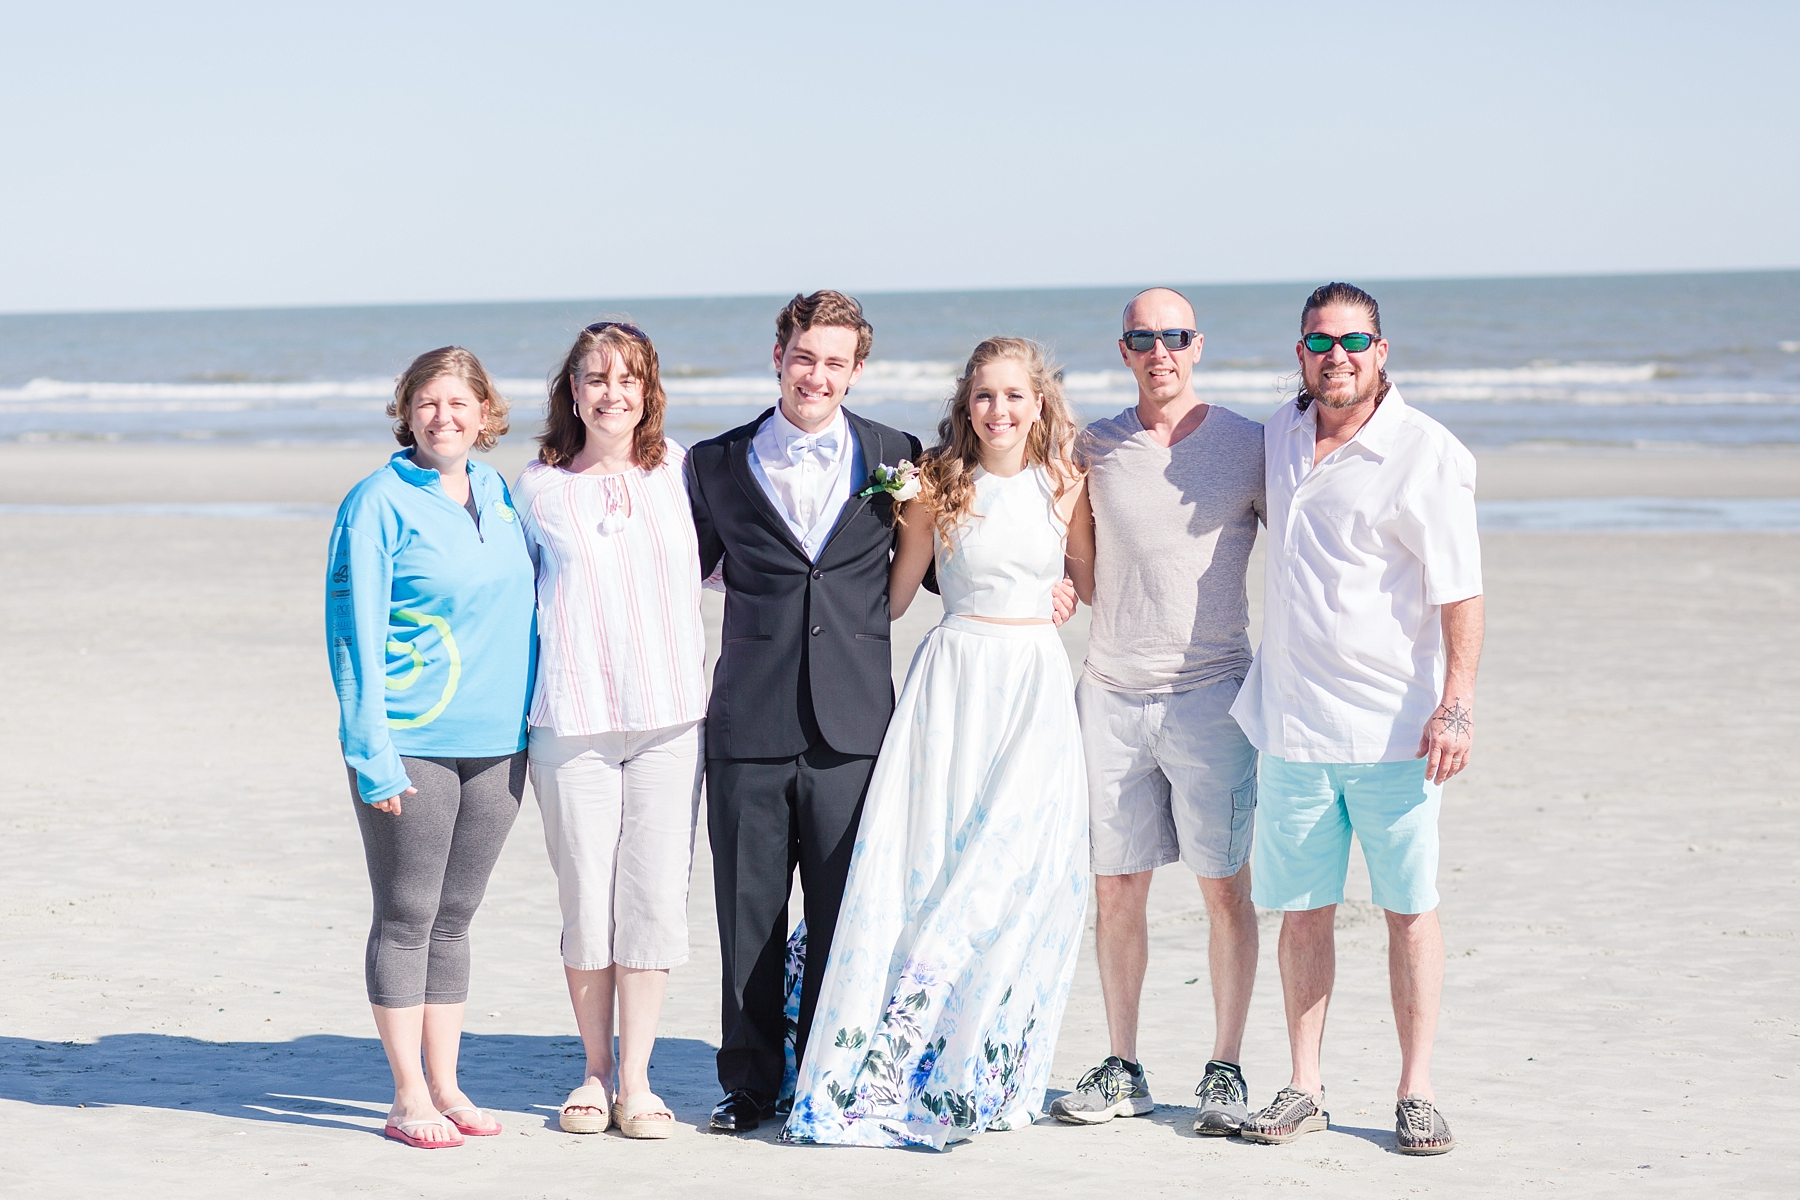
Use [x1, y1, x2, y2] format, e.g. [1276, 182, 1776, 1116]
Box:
[1230, 388, 1482, 763]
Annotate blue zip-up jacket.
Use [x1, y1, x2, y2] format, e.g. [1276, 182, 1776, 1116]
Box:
[327, 450, 537, 803]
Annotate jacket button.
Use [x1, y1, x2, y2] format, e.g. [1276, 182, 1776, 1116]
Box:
[812, 569, 824, 580]
[810, 625, 823, 636]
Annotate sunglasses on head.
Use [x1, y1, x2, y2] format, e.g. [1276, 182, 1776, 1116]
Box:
[1122, 328, 1199, 352]
[585, 320, 648, 340]
[1302, 332, 1377, 354]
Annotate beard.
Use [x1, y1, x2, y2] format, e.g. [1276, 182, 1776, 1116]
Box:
[1304, 368, 1387, 410]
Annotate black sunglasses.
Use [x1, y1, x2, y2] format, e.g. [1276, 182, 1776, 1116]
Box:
[1302, 332, 1377, 353]
[585, 320, 649, 340]
[1122, 328, 1198, 352]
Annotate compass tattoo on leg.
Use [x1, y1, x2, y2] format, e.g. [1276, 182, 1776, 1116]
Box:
[1432, 700, 1473, 739]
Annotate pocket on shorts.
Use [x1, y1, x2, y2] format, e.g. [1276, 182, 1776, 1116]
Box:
[1228, 774, 1258, 863]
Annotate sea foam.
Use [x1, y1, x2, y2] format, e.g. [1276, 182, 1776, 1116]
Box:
[0, 360, 1778, 412]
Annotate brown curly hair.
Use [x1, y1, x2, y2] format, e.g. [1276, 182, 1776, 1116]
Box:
[537, 323, 668, 470]
[917, 337, 1079, 542]
[388, 346, 510, 451]
[775, 290, 874, 364]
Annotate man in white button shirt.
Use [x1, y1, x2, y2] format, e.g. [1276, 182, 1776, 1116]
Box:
[1232, 283, 1483, 1156]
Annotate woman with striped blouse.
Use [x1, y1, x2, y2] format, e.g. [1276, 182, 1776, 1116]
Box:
[513, 321, 707, 1139]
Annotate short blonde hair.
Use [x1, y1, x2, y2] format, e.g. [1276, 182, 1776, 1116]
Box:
[388, 346, 510, 451]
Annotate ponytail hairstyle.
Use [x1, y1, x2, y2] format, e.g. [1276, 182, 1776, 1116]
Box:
[917, 337, 1079, 541]
[1295, 282, 1390, 411]
[538, 322, 668, 469]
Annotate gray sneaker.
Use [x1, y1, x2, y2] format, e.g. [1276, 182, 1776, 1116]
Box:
[1050, 1056, 1154, 1124]
[1395, 1095, 1455, 1155]
[1240, 1086, 1329, 1144]
[1192, 1059, 1249, 1136]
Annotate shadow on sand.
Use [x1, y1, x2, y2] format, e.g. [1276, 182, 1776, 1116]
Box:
[0, 1033, 721, 1134]
[3, 1038, 1404, 1152]
[1029, 1089, 1404, 1155]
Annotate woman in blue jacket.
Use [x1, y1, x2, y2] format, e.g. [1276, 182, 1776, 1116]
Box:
[326, 346, 537, 1149]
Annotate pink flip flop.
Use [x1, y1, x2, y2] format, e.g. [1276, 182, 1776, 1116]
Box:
[385, 1117, 464, 1149]
[442, 1106, 503, 1137]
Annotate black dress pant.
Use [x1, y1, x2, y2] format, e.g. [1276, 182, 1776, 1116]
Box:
[706, 740, 877, 1100]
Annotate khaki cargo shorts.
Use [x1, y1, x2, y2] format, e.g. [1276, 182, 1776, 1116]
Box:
[1075, 672, 1258, 878]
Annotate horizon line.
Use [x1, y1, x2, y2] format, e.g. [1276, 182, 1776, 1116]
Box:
[4, 264, 1797, 321]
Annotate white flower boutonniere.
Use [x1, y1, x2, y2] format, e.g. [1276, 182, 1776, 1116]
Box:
[857, 459, 921, 502]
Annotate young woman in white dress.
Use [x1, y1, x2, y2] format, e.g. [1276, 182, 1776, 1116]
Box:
[782, 337, 1096, 1150]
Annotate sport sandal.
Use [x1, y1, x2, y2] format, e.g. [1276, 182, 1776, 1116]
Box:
[1395, 1095, 1455, 1155]
[1240, 1086, 1329, 1144]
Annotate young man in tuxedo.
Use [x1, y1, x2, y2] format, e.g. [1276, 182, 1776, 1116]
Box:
[685, 290, 922, 1132]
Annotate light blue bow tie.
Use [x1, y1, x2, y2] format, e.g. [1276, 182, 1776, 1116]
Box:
[784, 428, 840, 468]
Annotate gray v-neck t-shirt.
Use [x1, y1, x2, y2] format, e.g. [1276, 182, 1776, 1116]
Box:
[1078, 404, 1266, 693]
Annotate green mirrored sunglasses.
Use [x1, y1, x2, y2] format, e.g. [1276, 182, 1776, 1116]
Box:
[1303, 332, 1377, 353]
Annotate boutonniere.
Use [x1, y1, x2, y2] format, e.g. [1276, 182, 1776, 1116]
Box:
[856, 459, 921, 502]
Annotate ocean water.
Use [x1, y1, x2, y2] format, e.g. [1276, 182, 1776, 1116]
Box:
[2, 271, 1798, 450]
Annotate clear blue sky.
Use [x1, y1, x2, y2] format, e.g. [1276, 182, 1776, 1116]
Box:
[3, 1, 1796, 313]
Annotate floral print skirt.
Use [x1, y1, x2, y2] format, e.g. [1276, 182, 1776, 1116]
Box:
[781, 617, 1089, 1149]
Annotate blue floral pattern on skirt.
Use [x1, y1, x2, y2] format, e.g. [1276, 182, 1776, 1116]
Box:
[781, 618, 1089, 1149]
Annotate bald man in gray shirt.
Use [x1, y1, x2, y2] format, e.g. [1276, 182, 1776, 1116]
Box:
[1053, 287, 1266, 1137]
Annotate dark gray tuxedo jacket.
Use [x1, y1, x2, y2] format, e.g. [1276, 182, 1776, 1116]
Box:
[685, 407, 924, 760]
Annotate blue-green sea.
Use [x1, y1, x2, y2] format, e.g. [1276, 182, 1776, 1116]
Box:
[3, 271, 1798, 450]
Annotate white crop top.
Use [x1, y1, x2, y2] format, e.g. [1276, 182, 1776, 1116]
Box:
[934, 465, 1068, 620]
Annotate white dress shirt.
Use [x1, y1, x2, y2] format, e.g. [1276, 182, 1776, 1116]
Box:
[748, 404, 864, 561]
[1231, 387, 1482, 763]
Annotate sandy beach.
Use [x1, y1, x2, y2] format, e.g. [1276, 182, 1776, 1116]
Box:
[0, 441, 1795, 1198]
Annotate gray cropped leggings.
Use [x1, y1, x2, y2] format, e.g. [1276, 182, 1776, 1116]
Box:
[350, 753, 526, 1007]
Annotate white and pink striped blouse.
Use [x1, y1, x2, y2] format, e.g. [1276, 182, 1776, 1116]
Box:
[513, 444, 707, 736]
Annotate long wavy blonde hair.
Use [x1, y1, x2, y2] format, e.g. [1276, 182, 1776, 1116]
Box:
[917, 337, 1079, 541]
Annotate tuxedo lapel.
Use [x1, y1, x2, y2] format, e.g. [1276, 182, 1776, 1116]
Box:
[726, 408, 809, 561]
[818, 409, 883, 557]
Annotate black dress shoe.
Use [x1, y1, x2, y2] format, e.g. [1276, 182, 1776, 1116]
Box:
[710, 1089, 776, 1133]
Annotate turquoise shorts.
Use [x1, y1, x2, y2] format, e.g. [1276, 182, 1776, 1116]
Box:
[1251, 755, 1442, 915]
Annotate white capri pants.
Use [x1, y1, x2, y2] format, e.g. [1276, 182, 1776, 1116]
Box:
[527, 721, 704, 971]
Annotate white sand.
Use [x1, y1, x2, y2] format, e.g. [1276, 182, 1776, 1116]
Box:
[0, 443, 1795, 1197]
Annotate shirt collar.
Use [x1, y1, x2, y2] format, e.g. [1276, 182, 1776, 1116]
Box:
[390, 448, 476, 491]
[1296, 385, 1407, 461]
[1348, 385, 1407, 458]
[389, 448, 438, 486]
[761, 402, 848, 464]
[772, 402, 845, 444]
